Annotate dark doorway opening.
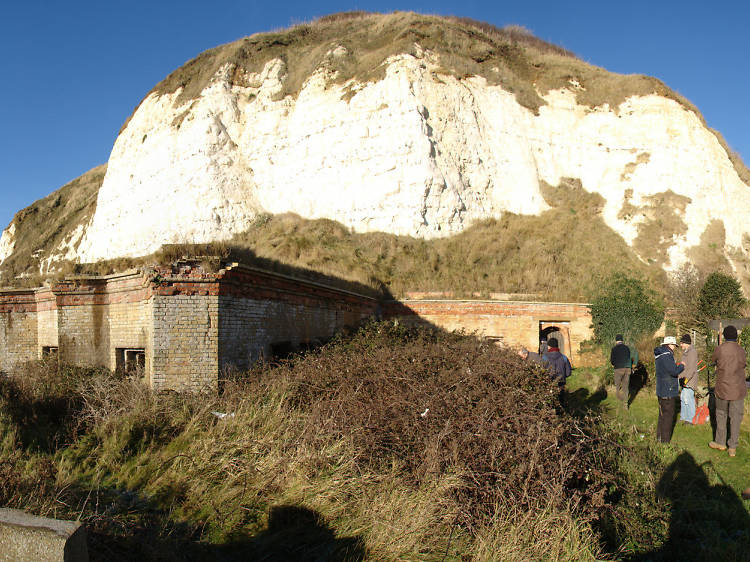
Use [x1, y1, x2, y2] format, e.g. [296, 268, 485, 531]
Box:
[539, 323, 570, 355]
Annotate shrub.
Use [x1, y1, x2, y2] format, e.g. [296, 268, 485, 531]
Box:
[698, 271, 747, 322]
[588, 274, 665, 352]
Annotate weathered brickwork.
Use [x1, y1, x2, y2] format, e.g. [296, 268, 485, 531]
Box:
[383, 300, 593, 365]
[0, 290, 38, 372]
[36, 289, 59, 354]
[0, 262, 596, 388]
[152, 294, 219, 391]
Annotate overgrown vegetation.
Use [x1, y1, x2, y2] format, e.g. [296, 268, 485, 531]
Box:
[0, 323, 712, 560]
[698, 271, 748, 321]
[4, 324, 748, 559]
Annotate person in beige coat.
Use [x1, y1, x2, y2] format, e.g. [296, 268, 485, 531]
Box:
[709, 325, 747, 457]
[678, 334, 698, 424]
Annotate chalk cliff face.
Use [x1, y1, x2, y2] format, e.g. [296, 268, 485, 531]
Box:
[2, 13, 749, 280]
[74, 50, 749, 270]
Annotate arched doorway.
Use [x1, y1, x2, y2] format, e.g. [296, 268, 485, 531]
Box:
[539, 322, 570, 356]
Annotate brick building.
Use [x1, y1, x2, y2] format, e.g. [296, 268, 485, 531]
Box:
[0, 262, 594, 390]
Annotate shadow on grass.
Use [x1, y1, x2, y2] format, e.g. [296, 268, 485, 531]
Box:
[567, 382, 609, 416]
[626, 451, 750, 561]
[86, 502, 365, 562]
[627, 362, 649, 408]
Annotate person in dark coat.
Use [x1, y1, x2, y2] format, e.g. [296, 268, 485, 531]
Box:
[610, 334, 632, 408]
[518, 347, 543, 364]
[709, 325, 747, 457]
[654, 336, 684, 443]
[543, 337, 571, 409]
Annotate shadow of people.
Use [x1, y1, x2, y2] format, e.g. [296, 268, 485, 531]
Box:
[87, 503, 366, 561]
[566, 385, 608, 417]
[627, 362, 649, 408]
[626, 451, 750, 561]
[219, 505, 366, 561]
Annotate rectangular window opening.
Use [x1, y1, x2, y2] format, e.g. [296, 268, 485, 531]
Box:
[116, 348, 146, 375]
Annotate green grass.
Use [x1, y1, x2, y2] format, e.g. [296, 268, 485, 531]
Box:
[567, 366, 750, 560]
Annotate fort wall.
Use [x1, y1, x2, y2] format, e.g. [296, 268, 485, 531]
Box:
[384, 300, 593, 365]
[0, 290, 38, 372]
[0, 263, 596, 387]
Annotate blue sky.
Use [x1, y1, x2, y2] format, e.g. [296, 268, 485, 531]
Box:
[1, 0, 748, 230]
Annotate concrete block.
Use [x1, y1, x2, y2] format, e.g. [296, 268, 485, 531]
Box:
[0, 509, 88, 561]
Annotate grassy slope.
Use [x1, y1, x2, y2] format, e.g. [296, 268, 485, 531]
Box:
[3, 179, 666, 301]
[0, 164, 106, 286]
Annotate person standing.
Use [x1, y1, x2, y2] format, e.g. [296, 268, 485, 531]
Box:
[543, 337, 571, 409]
[610, 334, 631, 408]
[709, 325, 747, 457]
[654, 336, 684, 443]
[678, 334, 698, 424]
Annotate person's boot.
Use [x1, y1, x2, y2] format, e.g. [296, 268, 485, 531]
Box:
[742, 487, 750, 500]
[709, 441, 727, 451]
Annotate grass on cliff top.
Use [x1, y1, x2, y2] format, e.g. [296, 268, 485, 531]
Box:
[146, 11, 696, 117]
[138, 10, 750, 185]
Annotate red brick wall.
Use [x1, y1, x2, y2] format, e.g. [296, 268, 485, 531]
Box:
[383, 300, 593, 364]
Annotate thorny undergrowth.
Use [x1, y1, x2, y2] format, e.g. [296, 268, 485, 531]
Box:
[0, 323, 699, 560]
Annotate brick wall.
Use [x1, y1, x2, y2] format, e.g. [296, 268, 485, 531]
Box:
[216, 264, 377, 372]
[151, 294, 219, 391]
[1, 263, 594, 388]
[0, 290, 38, 372]
[36, 288, 58, 353]
[384, 300, 594, 365]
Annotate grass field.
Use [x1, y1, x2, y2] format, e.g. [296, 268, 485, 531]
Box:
[567, 366, 750, 560]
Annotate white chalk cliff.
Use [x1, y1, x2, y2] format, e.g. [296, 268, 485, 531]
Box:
[3, 14, 749, 277]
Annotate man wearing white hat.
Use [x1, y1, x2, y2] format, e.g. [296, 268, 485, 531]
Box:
[654, 336, 685, 443]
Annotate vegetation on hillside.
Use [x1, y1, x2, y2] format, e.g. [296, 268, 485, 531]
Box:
[3, 177, 667, 302]
[588, 274, 665, 353]
[0, 164, 105, 286]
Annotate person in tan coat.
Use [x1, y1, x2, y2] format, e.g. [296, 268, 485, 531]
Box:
[709, 325, 747, 457]
[678, 334, 698, 424]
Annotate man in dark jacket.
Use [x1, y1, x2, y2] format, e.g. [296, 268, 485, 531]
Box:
[654, 336, 684, 443]
[518, 347, 543, 364]
[610, 334, 632, 408]
[543, 337, 571, 409]
[709, 325, 747, 457]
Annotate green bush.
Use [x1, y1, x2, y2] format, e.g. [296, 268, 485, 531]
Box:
[588, 274, 665, 352]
